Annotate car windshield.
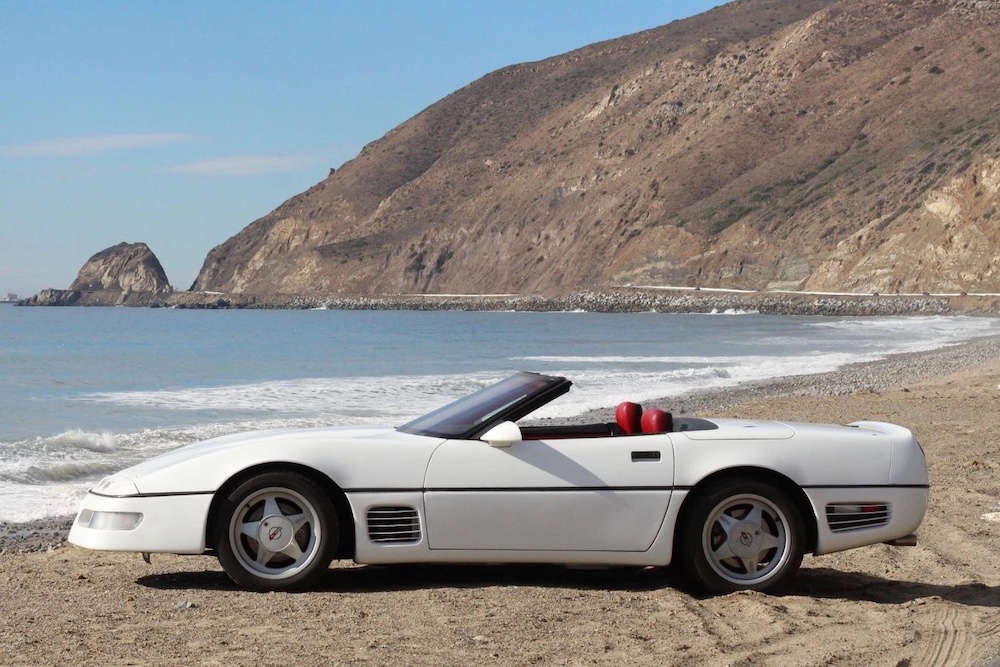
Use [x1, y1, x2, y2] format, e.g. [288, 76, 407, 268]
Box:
[398, 372, 570, 439]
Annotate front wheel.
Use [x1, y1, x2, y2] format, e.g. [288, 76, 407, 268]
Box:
[679, 478, 805, 594]
[215, 471, 339, 592]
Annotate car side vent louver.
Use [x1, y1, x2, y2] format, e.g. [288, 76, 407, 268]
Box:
[825, 503, 891, 532]
[367, 506, 421, 544]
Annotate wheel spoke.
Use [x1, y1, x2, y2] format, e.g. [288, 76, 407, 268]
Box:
[239, 520, 261, 540]
[744, 505, 765, 527]
[255, 544, 276, 566]
[757, 528, 781, 552]
[288, 511, 310, 533]
[262, 494, 282, 518]
[747, 503, 782, 551]
[710, 535, 736, 559]
[715, 511, 740, 535]
[279, 540, 305, 562]
[740, 553, 761, 574]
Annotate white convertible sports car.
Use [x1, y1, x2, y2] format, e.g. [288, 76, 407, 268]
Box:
[69, 372, 928, 594]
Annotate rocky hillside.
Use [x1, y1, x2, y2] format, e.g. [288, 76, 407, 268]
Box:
[192, 0, 1000, 296]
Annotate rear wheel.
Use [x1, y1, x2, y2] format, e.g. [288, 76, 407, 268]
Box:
[680, 478, 804, 594]
[215, 471, 338, 592]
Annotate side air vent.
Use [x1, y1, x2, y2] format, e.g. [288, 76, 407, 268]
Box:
[367, 506, 421, 544]
[826, 503, 891, 532]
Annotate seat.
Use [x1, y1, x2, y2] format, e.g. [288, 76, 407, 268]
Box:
[615, 401, 643, 435]
[641, 408, 673, 434]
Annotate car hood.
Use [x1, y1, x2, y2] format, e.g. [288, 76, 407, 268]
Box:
[116, 425, 404, 493]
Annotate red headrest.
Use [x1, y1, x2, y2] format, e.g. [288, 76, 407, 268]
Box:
[615, 402, 643, 435]
[641, 408, 672, 434]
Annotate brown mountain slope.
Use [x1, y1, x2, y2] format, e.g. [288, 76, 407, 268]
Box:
[192, 0, 1000, 296]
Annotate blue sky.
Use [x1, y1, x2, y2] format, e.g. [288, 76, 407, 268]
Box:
[1, 1, 724, 297]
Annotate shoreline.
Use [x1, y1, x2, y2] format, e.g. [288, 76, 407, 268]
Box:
[575, 331, 1000, 422]
[17, 287, 1000, 315]
[6, 332, 1000, 554]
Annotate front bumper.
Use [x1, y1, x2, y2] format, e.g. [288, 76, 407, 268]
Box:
[68, 491, 214, 554]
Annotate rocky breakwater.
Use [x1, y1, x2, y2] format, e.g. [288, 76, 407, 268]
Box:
[161, 288, 973, 315]
[20, 242, 173, 306]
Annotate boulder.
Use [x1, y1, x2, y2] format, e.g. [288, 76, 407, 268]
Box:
[20, 242, 172, 306]
[70, 242, 172, 295]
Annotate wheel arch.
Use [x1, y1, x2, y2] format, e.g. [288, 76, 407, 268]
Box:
[205, 462, 356, 559]
[674, 466, 819, 555]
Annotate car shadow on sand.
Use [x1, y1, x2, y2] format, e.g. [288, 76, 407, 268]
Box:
[136, 562, 678, 593]
[137, 563, 1000, 606]
[784, 567, 1000, 606]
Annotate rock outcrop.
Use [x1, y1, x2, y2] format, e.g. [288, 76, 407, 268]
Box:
[189, 0, 1000, 297]
[21, 242, 172, 306]
[70, 242, 171, 295]
[17, 289, 82, 307]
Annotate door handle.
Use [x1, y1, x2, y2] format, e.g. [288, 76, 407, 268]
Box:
[631, 451, 661, 462]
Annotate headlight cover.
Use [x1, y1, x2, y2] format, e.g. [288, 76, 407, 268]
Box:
[91, 473, 140, 497]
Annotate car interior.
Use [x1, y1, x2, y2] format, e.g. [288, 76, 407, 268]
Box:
[519, 401, 718, 440]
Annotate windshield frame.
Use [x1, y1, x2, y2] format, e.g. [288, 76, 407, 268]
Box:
[398, 372, 571, 440]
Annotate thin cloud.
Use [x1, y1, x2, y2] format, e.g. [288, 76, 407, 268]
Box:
[169, 154, 322, 176]
[2, 133, 199, 157]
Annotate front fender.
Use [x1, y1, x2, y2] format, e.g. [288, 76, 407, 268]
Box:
[110, 427, 441, 495]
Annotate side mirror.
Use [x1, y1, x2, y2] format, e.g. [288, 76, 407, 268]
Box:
[480, 421, 522, 448]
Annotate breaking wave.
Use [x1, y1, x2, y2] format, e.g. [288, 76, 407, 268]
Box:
[0, 462, 123, 485]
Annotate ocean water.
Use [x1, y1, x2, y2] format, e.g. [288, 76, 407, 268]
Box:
[1, 304, 998, 522]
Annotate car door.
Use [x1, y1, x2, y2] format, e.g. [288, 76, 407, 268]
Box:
[422, 432, 674, 552]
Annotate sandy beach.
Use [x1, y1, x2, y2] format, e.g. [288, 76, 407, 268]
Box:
[3, 336, 1000, 666]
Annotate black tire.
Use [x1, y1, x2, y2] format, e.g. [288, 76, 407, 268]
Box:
[679, 477, 805, 594]
[215, 470, 339, 592]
